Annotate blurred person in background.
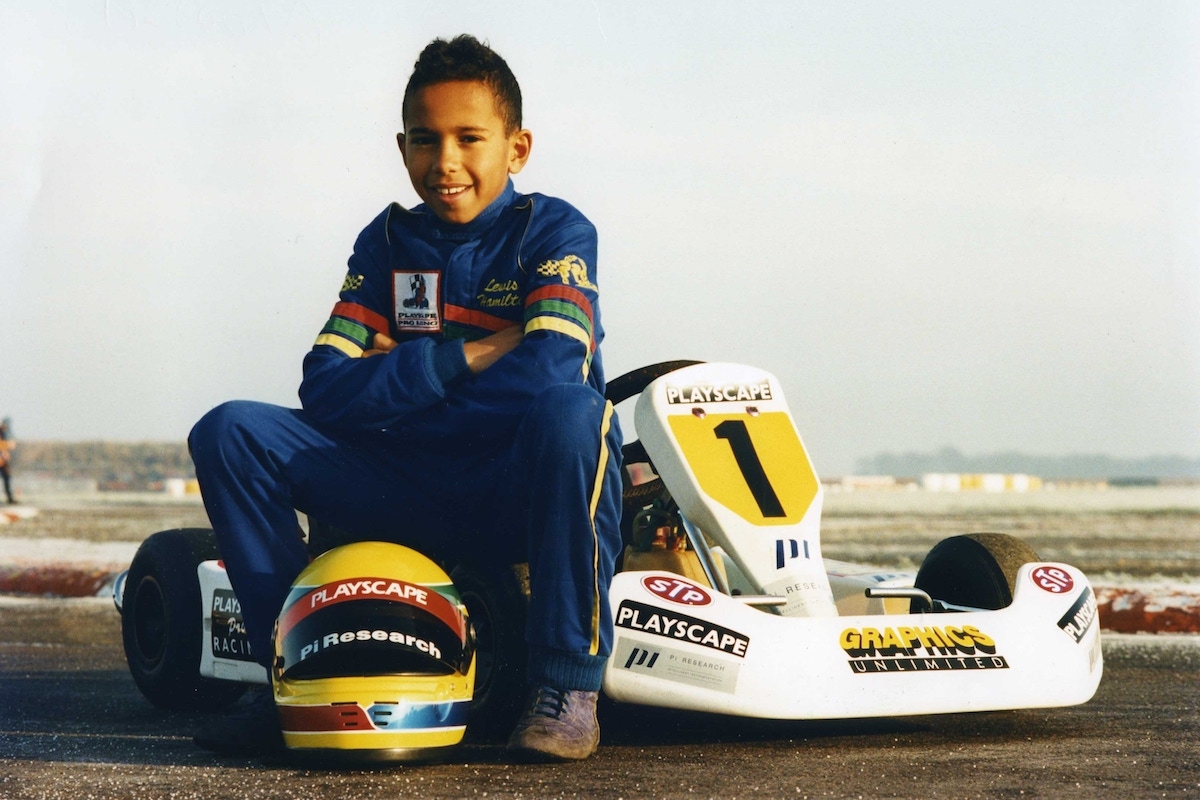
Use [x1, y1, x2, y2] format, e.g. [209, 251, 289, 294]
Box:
[0, 418, 15, 504]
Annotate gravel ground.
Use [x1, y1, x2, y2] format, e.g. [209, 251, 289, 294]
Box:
[0, 598, 1197, 800]
[818, 486, 1200, 583]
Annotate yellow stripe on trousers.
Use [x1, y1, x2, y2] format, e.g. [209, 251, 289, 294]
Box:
[587, 400, 615, 656]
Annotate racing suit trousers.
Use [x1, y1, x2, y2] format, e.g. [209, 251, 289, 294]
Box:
[189, 383, 623, 691]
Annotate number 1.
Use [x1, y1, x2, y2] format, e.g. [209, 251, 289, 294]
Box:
[713, 419, 785, 517]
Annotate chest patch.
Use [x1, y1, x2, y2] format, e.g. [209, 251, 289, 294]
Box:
[394, 270, 441, 333]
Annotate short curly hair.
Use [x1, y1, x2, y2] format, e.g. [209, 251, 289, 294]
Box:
[402, 35, 523, 134]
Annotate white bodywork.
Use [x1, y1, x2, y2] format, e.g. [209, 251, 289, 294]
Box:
[198, 560, 269, 684]
[602, 363, 1102, 718]
[604, 564, 1102, 718]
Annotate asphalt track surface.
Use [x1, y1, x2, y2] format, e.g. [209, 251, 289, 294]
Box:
[1, 597, 1197, 799]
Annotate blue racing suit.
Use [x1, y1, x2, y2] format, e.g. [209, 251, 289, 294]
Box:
[190, 181, 623, 691]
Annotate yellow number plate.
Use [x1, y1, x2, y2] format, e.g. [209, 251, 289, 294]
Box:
[667, 412, 818, 526]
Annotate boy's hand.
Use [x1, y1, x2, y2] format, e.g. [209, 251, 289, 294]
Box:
[364, 333, 398, 357]
[463, 324, 523, 374]
[363, 327, 522, 374]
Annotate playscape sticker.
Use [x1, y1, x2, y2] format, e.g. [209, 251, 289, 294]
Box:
[665, 382, 773, 405]
[211, 589, 255, 662]
[1057, 587, 1098, 643]
[394, 270, 441, 333]
[615, 600, 751, 657]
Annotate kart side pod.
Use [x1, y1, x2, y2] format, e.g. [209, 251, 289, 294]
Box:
[604, 562, 1103, 719]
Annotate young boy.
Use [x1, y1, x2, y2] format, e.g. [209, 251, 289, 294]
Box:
[189, 34, 623, 762]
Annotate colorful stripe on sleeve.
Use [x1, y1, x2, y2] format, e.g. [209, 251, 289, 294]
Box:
[524, 285, 595, 379]
[313, 302, 390, 358]
[443, 304, 515, 342]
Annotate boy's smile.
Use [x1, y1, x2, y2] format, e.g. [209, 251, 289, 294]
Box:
[398, 81, 532, 225]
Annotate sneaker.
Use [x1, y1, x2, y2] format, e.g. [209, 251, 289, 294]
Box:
[194, 685, 284, 757]
[506, 686, 600, 761]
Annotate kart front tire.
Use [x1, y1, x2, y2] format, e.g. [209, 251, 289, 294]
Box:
[913, 532, 1040, 612]
[121, 528, 246, 711]
[450, 560, 529, 739]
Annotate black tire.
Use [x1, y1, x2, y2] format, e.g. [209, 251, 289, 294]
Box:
[450, 560, 529, 739]
[913, 532, 1041, 612]
[121, 528, 246, 711]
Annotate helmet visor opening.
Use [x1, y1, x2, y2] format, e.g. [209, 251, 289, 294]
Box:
[279, 599, 472, 680]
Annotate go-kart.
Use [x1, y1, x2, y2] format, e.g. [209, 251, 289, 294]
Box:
[113, 361, 1102, 759]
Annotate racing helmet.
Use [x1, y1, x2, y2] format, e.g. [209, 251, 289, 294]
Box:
[272, 542, 475, 763]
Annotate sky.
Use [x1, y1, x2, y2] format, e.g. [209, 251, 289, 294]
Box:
[1, 1, 1197, 476]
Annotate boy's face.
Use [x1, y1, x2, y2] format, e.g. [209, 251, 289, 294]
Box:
[398, 80, 532, 225]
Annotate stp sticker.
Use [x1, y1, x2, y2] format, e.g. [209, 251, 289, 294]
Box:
[1031, 565, 1075, 594]
[642, 575, 712, 606]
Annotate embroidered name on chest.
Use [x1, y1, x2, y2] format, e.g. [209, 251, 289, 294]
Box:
[477, 278, 521, 309]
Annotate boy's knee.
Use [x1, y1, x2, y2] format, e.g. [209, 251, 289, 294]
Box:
[520, 384, 613, 459]
[190, 400, 255, 451]
[528, 383, 606, 432]
[189, 400, 280, 471]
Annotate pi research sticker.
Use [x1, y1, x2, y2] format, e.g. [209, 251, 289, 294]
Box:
[1031, 565, 1075, 594]
[614, 638, 741, 694]
[394, 270, 441, 333]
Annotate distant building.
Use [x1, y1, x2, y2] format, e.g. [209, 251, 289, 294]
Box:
[921, 473, 1042, 492]
[830, 475, 901, 492]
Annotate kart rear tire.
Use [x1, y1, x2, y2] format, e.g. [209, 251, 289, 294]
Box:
[450, 560, 529, 739]
[913, 533, 1040, 612]
[121, 528, 246, 711]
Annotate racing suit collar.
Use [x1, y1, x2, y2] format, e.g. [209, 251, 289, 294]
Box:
[423, 180, 516, 242]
